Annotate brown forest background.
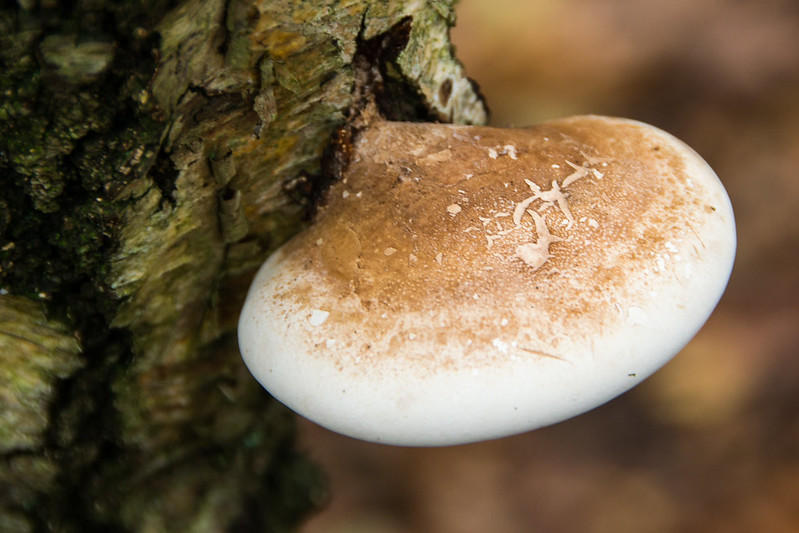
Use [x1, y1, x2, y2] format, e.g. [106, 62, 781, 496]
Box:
[298, 1, 799, 532]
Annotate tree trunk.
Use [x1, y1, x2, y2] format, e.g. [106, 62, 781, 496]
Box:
[0, 0, 486, 531]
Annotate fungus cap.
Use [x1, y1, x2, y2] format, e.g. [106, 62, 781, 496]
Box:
[238, 116, 736, 446]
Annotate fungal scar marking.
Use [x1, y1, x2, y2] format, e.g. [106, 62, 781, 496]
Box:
[478, 149, 611, 271]
[519, 346, 569, 363]
[515, 180, 575, 228]
[562, 161, 589, 188]
[515, 211, 562, 271]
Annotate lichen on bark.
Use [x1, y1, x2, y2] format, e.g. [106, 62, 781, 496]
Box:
[0, 0, 486, 531]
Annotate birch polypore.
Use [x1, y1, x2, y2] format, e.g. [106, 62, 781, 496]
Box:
[238, 116, 736, 446]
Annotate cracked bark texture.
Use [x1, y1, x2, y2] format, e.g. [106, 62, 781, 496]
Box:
[0, 0, 487, 531]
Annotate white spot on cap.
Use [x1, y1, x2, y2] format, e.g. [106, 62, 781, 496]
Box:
[384, 247, 398, 256]
[492, 338, 509, 353]
[447, 204, 462, 216]
[309, 309, 330, 326]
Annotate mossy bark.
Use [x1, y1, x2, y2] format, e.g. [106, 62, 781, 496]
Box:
[0, 0, 486, 531]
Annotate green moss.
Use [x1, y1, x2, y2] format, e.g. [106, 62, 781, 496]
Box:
[0, 2, 171, 531]
[0, 0, 163, 306]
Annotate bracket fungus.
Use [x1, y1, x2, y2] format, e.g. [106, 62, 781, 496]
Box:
[238, 115, 736, 446]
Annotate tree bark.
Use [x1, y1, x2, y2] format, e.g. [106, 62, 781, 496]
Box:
[0, 0, 486, 531]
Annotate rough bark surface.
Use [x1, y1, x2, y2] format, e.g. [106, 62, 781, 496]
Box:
[0, 0, 486, 531]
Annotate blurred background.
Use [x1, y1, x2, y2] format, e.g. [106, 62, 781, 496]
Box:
[298, 1, 799, 531]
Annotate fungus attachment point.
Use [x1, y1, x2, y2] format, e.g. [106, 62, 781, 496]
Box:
[238, 116, 736, 446]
